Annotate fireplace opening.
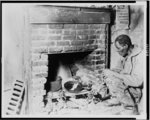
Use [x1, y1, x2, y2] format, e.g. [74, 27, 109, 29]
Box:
[44, 51, 93, 94]
[42, 50, 110, 114]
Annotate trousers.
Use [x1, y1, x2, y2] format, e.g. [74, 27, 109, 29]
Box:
[105, 77, 142, 106]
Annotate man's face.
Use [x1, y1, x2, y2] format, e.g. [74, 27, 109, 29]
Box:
[115, 41, 128, 57]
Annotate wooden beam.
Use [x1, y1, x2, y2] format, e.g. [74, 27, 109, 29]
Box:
[29, 6, 111, 24]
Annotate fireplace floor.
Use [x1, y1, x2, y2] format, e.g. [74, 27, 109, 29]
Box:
[41, 86, 136, 116]
[42, 92, 135, 116]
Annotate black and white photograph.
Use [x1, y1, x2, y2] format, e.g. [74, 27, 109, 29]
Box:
[2, 1, 148, 119]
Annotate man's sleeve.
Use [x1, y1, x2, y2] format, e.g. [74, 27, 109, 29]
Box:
[122, 73, 143, 87]
[122, 52, 144, 87]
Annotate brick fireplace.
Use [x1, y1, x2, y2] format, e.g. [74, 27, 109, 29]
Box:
[27, 5, 112, 114]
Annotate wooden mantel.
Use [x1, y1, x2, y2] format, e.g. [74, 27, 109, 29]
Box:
[29, 5, 111, 24]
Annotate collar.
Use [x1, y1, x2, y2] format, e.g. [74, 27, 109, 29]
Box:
[126, 45, 142, 58]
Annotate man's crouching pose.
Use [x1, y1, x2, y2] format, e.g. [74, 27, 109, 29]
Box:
[102, 34, 144, 114]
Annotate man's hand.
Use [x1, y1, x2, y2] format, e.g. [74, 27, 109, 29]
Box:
[102, 69, 124, 82]
[111, 68, 121, 73]
[102, 69, 115, 77]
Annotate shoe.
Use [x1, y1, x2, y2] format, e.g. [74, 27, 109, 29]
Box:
[123, 104, 139, 115]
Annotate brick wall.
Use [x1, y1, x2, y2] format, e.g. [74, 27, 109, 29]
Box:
[31, 24, 107, 53]
[30, 23, 108, 114]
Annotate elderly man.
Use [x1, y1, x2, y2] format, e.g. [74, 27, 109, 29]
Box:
[102, 34, 144, 113]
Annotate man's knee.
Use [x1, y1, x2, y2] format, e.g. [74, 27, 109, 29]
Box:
[105, 77, 126, 94]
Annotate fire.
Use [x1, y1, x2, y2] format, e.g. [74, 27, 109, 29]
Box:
[57, 61, 72, 88]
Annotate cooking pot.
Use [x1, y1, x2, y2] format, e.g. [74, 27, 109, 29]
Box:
[49, 77, 62, 92]
[64, 81, 83, 93]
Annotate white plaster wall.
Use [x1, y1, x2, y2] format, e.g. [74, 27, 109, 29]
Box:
[2, 4, 29, 115]
[3, 4, 25, 90]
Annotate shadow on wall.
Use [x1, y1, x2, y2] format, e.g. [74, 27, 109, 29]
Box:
[129, 5, 144, 49]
